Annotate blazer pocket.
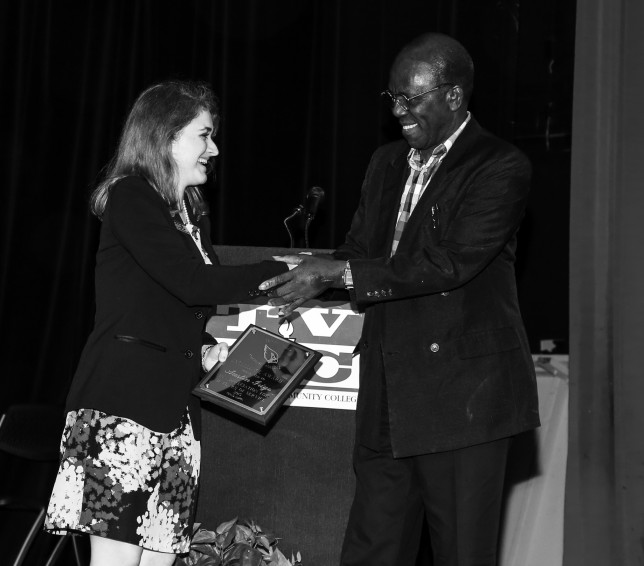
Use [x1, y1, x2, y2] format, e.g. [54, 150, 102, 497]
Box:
[455, 327, 520, 359]
[114, 334, 167, 352]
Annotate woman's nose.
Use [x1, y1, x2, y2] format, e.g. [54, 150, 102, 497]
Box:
[208, 138, 219, 156]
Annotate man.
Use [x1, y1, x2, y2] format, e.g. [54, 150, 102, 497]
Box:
[260, 32, 539, 566]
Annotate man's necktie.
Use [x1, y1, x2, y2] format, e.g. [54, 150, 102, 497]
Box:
[390, 144, 446, 256]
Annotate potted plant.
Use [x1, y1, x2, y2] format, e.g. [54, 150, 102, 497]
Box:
[174, 518, 303, 566]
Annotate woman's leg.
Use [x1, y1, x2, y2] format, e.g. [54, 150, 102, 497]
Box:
[89, 536, 177, 566]
[140, 549, 178, 566]
[89, 536, 143, 566]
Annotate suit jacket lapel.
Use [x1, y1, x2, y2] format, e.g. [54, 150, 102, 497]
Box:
[374, 148, 409, 256]
[397, 119, 483, 246]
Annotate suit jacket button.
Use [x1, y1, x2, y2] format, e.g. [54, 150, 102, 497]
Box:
[441, 291, 450, 296]
[184, 349, 194, 359]
[194, 310, 204, 319]
[430, 343, 440, 353]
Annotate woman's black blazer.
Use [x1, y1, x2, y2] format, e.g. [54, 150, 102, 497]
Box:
[65, 176, 285, 438]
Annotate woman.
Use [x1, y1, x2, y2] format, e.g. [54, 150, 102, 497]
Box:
[44, 81, 286, 565]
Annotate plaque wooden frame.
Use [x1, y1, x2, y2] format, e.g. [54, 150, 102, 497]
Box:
[194, 324, 322, 425]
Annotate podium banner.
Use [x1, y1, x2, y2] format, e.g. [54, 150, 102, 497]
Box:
[206, 299, 363, 410]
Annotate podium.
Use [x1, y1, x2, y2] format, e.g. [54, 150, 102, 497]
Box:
[196, 246, 568, 566]
[196, 246, 358, 566]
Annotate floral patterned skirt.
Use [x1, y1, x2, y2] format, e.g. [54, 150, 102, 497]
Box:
[44, 407, 201, 553]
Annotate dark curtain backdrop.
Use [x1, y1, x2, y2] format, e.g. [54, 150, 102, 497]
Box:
[0, 0, 574, 412]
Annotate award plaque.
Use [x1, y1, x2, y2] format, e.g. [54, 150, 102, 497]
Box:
[193, 324, 322, 425]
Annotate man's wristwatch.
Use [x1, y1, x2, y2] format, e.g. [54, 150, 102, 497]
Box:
[342, 260, 354, 289]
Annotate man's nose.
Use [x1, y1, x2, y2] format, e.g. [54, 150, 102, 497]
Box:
[391, 99, 408, 117]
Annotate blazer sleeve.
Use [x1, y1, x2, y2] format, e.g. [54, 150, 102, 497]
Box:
[337, 143, 531, 304]
[333, 147, 384, 263]
[106, 177, 286, 306]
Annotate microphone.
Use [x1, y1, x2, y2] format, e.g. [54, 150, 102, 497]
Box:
[304, 186, 325, 220]
[283, 186, 325, 248]
[303, 186, 325, 247]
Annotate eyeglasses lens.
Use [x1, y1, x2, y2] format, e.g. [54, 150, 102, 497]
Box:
[382, 91, 409, 111]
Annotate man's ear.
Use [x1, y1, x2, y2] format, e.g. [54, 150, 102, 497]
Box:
[447, 85, 464, 110]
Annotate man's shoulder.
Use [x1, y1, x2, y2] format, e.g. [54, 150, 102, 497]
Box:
[465, 120, 529, 164]
[369, 139, 409, 165]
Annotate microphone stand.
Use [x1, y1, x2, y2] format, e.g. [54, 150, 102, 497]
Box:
[284, 206, 303, 248]
[304, 215, 313, 248]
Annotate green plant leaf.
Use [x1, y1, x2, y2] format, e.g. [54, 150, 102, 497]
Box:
[216, 517, 238, 535]
[270, 549, 293, 566]
[228, 543, 264, 566]
[192, 544, 218, 558]
[216, 527, 237, 550]
[256, 535, 271, 550]
[234, 524, 254, 543]
[195, 555, 221, 566]
[193, 528, 218, 545]
[191, 519, 301, 566]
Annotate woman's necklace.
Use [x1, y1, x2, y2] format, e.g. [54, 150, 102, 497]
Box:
[181, 200, 194, 231]
[179, 200, 210, 262]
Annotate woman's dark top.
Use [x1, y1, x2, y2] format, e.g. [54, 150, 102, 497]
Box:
[65, 176, 285, 438]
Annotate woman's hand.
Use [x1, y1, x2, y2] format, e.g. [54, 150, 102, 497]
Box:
[202, 342, 229, 372]
[259, 255, 346, 317]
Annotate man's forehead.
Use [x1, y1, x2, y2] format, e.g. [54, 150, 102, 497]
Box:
[389, 59, 437, 89]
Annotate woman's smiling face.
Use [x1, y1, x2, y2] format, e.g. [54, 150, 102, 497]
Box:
[171, 109, 219, 193]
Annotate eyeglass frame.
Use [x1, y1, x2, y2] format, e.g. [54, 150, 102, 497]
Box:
[380, 83, 455, 112]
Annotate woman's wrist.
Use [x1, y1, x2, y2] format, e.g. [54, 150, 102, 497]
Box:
[201, 344, 215, 371]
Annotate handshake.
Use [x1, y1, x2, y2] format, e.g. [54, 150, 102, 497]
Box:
[258, 254, 347, 317]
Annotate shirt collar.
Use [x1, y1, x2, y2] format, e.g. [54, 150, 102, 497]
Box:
[407, 111, 471, 171]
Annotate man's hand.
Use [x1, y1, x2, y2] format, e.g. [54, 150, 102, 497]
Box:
[259, 255, 346, 317]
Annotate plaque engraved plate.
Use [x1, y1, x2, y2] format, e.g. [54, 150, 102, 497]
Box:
[193, 324, 322, 425]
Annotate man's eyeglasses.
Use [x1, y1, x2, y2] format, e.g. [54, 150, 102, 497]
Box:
[380, 83, 454, 112]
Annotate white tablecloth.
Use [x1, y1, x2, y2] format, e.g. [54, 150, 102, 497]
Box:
[499, 356, 568, 566]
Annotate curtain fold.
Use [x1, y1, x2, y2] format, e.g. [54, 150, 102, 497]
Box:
[567, 0, 644, 563]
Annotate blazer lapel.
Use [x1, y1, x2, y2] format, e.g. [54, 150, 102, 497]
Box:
[397, 119, 483, 245]
[374, 149, 409, 256]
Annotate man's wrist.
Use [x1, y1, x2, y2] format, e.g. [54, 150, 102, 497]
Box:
[342, 260, 354, 289]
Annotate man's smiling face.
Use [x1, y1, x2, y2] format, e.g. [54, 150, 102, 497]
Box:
[388, 57, 461, 161]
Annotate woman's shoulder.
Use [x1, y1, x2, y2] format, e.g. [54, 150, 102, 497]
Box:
[106, 176, 169, 223]
[110, 176, 165, 206]
[111, 175, 155, 195]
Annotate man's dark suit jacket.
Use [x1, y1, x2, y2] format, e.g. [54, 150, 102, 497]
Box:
[65, 176, 285, 439]
[334, 118, 540, 458]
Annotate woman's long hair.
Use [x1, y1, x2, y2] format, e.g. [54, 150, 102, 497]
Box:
[90, 80, 219, 220]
